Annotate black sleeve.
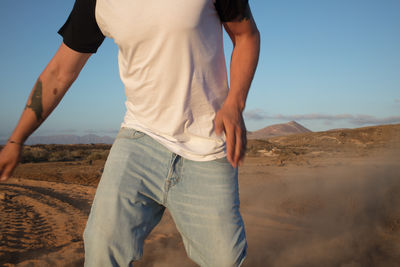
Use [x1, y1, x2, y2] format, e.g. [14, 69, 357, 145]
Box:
[58, 0, 105, 53]
[214, 0, 250, 22]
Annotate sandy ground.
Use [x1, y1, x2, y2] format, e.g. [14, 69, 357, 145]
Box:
[1, 125, 400, 266]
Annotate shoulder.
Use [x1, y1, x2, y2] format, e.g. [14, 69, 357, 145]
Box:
[214, 0, 250, 22]
[58, 0, 105, 53]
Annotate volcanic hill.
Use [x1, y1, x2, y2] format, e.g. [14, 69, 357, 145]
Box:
[247, 121, 311, 139]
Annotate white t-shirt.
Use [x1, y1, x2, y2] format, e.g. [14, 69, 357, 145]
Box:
[58, 0, 249, 161]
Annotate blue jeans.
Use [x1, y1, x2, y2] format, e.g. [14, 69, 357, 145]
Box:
[83, 128, 247, 266]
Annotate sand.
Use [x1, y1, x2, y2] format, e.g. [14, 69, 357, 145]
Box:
[1, 124, 399, 266]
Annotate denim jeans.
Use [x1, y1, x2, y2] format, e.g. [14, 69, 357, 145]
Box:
[83, 128, 247, 266]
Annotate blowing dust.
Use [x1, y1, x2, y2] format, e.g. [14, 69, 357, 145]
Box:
[242, 155, 400, 267]
[136, 151, 400, 267]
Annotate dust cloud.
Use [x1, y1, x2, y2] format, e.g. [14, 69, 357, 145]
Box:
[242, 157, 400, 267]
[137, 153, 400, 267]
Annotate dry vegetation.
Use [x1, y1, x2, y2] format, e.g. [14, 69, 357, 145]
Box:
[20, 144, 111, 163]
[1, 123, 398, 186]
[1, 144, 111, 186]
[246, 123, 400, 166]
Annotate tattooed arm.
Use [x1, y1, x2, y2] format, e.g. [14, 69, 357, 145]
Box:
[0, 43, 91, 180]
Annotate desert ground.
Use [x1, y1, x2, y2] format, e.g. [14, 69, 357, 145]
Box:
[1, 124, 399, 267]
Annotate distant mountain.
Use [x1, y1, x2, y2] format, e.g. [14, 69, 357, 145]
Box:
[0, 134, 115, 145]
[0, 122, 310, 144]
[247, 121, 312, 140]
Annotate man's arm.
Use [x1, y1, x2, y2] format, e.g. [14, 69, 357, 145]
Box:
[214, 5, 260, 168]
[0, 43, 92, 181]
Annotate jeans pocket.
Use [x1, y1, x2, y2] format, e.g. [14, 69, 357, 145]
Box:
[116, 128, 146, 140]
[213, 156, 230, 165]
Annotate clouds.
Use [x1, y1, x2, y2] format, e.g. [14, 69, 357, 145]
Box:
[244, 109, 400, 126]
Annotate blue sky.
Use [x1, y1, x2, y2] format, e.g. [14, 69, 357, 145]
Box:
[0, 0, 399, 139]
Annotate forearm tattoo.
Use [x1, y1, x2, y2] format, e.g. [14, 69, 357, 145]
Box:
[26, 79, 43, 122]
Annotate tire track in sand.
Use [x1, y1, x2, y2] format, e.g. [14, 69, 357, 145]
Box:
[0, 179, 96, 266]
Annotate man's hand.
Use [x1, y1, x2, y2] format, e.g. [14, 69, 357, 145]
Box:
[214, 102, 247, 168]
[0, 43, 92, 182]
[0, 143, 23, 181]
[216, 4, 259, 168]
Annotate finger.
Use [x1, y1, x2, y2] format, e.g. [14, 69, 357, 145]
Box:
[225, 126, 236, 167]
[0, 164, 5, 181]
[0, 159, 17, 181]
[0, 166, 12, 181]
[234, 128, 243, 167]
[239, 129, 247, 163]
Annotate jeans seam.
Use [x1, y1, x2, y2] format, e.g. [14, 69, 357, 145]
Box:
[163, 153, 176, 204]
[180, 158, 185, 185]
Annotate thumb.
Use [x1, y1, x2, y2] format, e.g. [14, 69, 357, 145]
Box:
[214, 114, 225, 136]
[0, 169, 10, 181]
[0, 165, 5, 181]
[0, 163, 14, 182]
